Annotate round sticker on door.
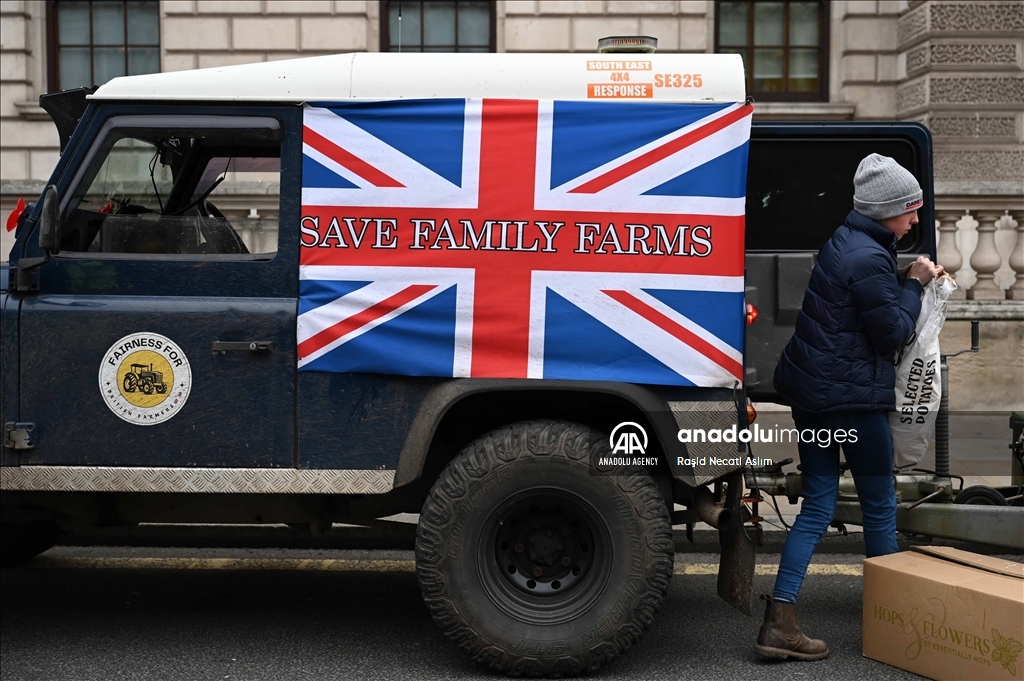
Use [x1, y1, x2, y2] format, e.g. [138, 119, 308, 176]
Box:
[98, 332, 192, 425]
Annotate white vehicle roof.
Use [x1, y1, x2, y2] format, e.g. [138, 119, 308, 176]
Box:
[90, 52, 746, 103]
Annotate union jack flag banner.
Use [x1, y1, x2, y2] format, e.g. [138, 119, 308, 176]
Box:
[298, 98, 752, 387]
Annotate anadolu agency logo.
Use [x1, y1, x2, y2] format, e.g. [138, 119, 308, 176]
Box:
[610, 422, 648, 455]
[98, 332, 192, 426]
[596, 422, 658, 468]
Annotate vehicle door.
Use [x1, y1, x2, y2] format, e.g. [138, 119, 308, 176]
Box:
[743, 123, 937, 402]
[15, 105, 300, 468]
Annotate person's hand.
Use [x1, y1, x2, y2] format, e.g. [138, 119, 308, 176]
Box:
[907, 256, 939, 285]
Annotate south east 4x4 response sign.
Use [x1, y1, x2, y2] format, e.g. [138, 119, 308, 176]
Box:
[98, 332, 192, 425]
[296, 98, 752, 387]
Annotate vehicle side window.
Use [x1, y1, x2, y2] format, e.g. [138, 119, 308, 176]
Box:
[745, 138, 922, 252]
[60, 122, 281, 258]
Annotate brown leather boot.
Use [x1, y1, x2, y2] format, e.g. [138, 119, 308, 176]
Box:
[755, 594, 829, 660]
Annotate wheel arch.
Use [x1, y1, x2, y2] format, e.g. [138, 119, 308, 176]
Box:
[393, 379, 684, 493]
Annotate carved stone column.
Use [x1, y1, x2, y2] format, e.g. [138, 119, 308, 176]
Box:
[898, 2, 1024, 303]
[968, 211, 1005, 300]
[1008, 210, 1024, 300]
[935, 210, 965, 299]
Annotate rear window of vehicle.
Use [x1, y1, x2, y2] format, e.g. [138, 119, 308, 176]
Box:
[745, 137, 923, 252]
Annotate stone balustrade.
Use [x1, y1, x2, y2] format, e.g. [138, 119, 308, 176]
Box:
[934, 203, 1024, 303]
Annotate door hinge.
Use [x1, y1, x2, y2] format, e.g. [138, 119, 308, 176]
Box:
[12, 260, 44, 292]
[4, 422, 37, 450]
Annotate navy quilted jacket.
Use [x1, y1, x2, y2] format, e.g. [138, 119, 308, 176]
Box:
[773, 210, 924, 412]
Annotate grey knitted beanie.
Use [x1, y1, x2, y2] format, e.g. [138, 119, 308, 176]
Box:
[853, 153, 923, 221]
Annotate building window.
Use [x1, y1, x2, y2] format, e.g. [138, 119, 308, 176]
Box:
[715, 1, 828, 102]
[48, 1, 160, 92]
[381, 1, 495, 53]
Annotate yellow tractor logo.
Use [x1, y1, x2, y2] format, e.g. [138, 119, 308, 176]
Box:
[100, 333, 192, 425]
[122, 362, 168, 395]
[107, 344, 183, 414]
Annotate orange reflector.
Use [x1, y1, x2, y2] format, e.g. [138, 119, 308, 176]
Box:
[747, 403, 757, 424]
[746, 302, 758, 325]
[6, 197, 25, 232]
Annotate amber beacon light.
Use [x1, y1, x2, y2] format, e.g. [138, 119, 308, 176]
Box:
[597, 36, 658, 54]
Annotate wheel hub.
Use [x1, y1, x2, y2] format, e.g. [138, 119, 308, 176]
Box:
[494, 497, 597, 597]
[528, 527, 563, 566]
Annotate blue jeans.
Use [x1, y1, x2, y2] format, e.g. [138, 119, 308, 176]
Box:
[772, 409, 899, 603]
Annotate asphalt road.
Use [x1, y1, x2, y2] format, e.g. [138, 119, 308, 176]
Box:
[0, 546, 946, 681]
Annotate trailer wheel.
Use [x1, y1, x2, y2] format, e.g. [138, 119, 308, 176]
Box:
[954, 485, 1008, 506]
[1, 521, 62, 567]
[415, 420, 673, 677]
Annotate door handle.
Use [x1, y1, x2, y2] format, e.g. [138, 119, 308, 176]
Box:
[211, 341, 275, 354]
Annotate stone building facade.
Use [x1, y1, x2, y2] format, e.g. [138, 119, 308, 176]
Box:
[1, 0, 1021, 408]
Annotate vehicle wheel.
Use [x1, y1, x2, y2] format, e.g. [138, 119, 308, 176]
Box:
[954, 485, 1008, 506]
[1, 521, 62, 567]
[140, 377, 154, 395]
[155, 384, 167, 394]
[123, 373, 138, 392]
[415, 420, 673, 677]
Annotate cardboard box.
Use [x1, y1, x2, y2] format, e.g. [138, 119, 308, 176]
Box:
[864, 547, 1024, 681]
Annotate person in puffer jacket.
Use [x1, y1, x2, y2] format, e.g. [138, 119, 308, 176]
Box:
[755, 154, 943, 662]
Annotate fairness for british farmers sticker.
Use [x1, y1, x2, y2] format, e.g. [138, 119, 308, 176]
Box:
[98, 332, 192, 425]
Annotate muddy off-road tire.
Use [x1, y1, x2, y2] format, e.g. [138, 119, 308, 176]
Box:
[415, 420, 674, 677]
[1, 521, 62, 567]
